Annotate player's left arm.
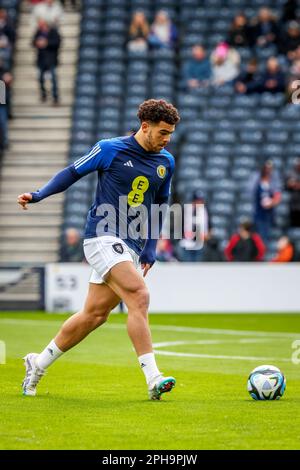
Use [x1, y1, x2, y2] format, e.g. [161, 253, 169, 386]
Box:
[140, 157, 175, 277]
[17, 165, 82, 209]
[18, 141, 114, 210]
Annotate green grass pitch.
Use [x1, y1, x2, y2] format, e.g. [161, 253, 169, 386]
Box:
[0, 311, 300, 450]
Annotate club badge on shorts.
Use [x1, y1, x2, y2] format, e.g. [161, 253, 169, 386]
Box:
[157, 165, 166, 179]
[112, 243, 124, 254]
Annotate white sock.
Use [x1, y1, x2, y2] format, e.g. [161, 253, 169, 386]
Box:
[138, 352, 161, 385]
[36, 339, 63, 369]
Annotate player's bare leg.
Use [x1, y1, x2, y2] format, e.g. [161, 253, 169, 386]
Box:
[105, 261, 176, 400]
[22, 283, 120, 396]
[54, 283, 120, 351]
[105, 261, 152, 355]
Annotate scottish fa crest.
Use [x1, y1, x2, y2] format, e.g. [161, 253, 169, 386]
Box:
[157, 165, 166, 179]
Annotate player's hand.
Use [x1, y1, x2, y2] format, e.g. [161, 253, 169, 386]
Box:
[141, 263, 152, 277]
[17, 192, 32, 210]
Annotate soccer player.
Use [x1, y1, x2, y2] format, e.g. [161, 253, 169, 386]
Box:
[18, 99, 180, 400]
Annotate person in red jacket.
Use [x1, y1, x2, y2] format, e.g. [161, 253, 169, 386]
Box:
[225, 220, 266, 262]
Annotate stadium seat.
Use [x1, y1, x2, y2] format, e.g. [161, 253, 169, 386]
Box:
[205, 167, 228, 180]
[61, 0, 294, 254]
[240, 131, 264, 144]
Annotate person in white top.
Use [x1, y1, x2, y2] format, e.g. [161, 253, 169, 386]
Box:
[211, 41, 240, 86]
[32, 0, 64, 29]
[148, 10, 177, 49]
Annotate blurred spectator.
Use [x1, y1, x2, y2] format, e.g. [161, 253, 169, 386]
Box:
[156, 238, 177, 262]
[32, 19, 61, 104]
[249, 160, 282, 244]
[61, 228, 84, 262]
[177, 190, 209, 262]
[290, 45, 300, 71]
[0, 9, 15, 70]
[289, 44, 300, 77]
[224, 220, 265, 262]
[286, 158, 300, 227]
[227, 13, 252, 48]
[0, 101, 6, 153]
[182, 45, 211, 90]
[148, 10, 177, 49]
[280, 21, 300, 60]
[0, 58, 12, 150]
[127, 11, 149, 52]
[202, 230, 224, 262]
[211, 42, 240, 86]
[1, 55, 12, 115]
[0, 9, 16, 47]
[32, 0, 64, 29]
[235, 58, 262, 94]
[281, 0, 298, 24]
[252, 7, 279, 48]
[271, 235, 295, 262]
[0, 32, 11, 68]
[259, 57, 286, 93]
[60, 0, 80, 11]
[286, 46, 300, 101]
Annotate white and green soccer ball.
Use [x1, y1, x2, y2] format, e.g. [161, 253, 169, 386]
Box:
[247, 365, 286, 400]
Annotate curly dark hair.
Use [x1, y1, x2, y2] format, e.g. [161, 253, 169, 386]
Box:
[137, 99, 180, 125]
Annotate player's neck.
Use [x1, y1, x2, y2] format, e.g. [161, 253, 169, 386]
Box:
[134, 129, 152, 152]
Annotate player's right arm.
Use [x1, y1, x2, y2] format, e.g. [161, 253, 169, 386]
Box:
[17, 140, 114, 210]
[140, 154, 175, 276]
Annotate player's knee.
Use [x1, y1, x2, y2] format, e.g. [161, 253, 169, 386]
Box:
[132, 286, 150, 312]
[84, 304, 110, 326]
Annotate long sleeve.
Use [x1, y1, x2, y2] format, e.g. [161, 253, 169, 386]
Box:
[252, 233, 266, 261]
[30, 139, 115, 202]
[224, 234, 240, 261]
[30, 165, 81, 202]
[139, 194, 169, 265]
[140, 157, 174, 265]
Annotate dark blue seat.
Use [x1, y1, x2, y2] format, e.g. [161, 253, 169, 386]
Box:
[186, 131, 211, 144]
[240, 131, 264, 144]
[205, 168, 228, 180]
[213, 131, 237, 144]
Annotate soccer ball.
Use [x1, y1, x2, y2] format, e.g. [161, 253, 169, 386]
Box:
[247, 364, 286, 400]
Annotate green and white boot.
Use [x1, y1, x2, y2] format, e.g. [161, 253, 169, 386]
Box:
[148, 375, 176, 400]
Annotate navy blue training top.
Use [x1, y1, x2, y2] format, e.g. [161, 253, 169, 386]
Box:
[72, 135, 175, 255]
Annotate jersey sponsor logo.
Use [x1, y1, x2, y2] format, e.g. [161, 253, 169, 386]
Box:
[127, 176, 149, 207]
[112, 243, 124, 255]
[74, 143, 101, 170]
[124, 160, 134, 167]
[157, 165, 166, 179]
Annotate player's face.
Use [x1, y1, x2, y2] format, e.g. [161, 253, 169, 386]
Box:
[145, 121, 175, 152]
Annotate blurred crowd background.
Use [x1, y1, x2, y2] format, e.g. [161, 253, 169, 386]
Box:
[1, 0, 300, 265]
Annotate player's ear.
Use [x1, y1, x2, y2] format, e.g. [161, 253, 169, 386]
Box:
[141, 121, 150, 133]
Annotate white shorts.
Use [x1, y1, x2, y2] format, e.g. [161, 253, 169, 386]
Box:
[83, 235, 140, 284]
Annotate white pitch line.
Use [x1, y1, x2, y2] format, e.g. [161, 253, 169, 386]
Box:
[0, 318, 299, 339]
[153, 340, 222, 348]
[153, 350, 291, 362]
[153, 339, 273, 348]
[0, 318, 294, 362]
[149, 324, 300, 339]
[153, 340, 291, 362]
